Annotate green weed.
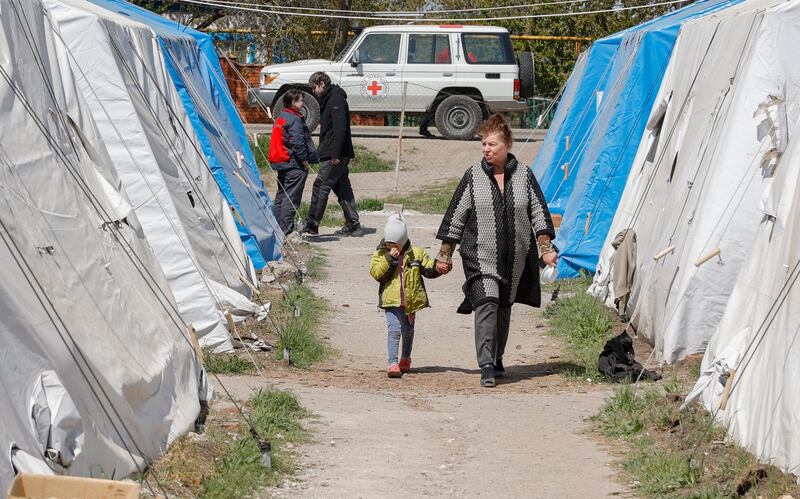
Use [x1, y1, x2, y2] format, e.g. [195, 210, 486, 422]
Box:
[348, 145, 394, 173]
[543, 292, 615, 379]
[203, 353, 254, 375]
[275, 282, 330, 368]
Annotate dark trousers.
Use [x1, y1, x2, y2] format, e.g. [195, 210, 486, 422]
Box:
[474, 302, 512, 368]
[419, 109, 433, 131]
[306, 158, 359, 227]
[273, 167, 308, 235]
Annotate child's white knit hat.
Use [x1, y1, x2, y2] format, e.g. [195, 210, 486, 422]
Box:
[383, 214, 408, 246]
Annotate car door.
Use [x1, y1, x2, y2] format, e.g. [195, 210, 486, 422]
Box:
[455, 32, 517, 105]
[401, 32, 456, 113]
[338, 32, 405, 111]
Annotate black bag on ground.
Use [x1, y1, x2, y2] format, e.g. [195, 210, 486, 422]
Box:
[598, 332, 661, 382]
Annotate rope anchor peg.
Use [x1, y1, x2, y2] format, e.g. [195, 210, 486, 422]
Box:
[694, 247, 722, 267]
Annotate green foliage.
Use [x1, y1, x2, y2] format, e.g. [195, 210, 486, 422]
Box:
[204, 353, 254, 375]
[294, 180, 457, 227]
[592, 374, 800, 498]
[543, 292, 615, 379]
[199, 387, 311, 498]
[251, 388, 311, 441]
[305, 253, 328, 279]
[201, 438, 269, 499]
[388, 180, 460, 214]
[276, 282, 330, 368]
[348, 145, 395, 173]
[623, 452, 702, 496]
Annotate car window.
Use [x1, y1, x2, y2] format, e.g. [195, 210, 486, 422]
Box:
[356, 34, 402, 64]
[461, 33, 515, 65]
[407, 34, 451, 64]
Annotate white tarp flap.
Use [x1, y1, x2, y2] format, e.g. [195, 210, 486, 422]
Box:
[684, 0, 800, 476]
[589, 0, 798, 362]
[0, 0, 203, 490]
[30, 371, 84, 468]
[45, 0, 263, 352]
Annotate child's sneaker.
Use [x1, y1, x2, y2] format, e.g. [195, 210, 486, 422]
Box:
[399, 358, 411, 373]
[387, 364, 402, 378]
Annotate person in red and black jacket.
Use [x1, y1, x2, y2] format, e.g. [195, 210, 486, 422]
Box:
[270, 89, 318, 235]
[301, 72, 362, 237]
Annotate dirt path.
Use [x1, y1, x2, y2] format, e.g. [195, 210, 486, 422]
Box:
[224, 213, 625, 498]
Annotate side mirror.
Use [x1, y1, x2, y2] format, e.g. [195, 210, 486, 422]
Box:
[350, 49, 360, 67]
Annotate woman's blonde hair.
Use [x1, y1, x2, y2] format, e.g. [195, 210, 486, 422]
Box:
[477, 113, 512, 145]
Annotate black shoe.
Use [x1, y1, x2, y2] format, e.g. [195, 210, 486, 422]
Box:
[494, 359, 507, 378]
[299, 221, 318, 236]
[335, 221, 362, 237]
[480, 365, 496, 388]
[419, 128, 433, 138]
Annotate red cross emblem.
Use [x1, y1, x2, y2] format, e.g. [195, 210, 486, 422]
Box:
[367, 80, 383, 95]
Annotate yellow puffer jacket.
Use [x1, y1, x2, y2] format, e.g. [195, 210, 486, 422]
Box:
[369, 240, 440, 315]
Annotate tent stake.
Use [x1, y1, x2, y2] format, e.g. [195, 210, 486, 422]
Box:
[653, 245, 676, 261]
[720, 368, 736, 411]
[694, 247, 721, 267]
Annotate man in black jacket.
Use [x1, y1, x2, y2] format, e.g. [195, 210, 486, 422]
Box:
[301, 72, 362, 236]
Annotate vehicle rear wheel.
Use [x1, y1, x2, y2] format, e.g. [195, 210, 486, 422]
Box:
[273, 90, 320, 131]
[518, 51, 535, 99]
[434, 95, 482, 140]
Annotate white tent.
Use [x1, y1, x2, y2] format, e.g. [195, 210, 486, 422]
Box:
[684, 0, 800, 476]
[45, 0, 261, 352]
[0, 0, 202, 490]
[589, 0, 797, 362]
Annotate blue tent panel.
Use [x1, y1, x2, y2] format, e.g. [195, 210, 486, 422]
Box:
[91, 0, 283, 268]
[531, 0, 742, 278]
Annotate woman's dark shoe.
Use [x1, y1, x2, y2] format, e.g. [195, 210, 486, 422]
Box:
[299, 221, 319, 236]
[335, 221, 362, 236]
[480, 365, 496, 388]
[494, 359, 507, 378]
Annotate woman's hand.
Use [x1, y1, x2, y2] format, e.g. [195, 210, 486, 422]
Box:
[389, 247, 401, 258]
[541, 251, 558, 267]
[435, 260, 452, 275]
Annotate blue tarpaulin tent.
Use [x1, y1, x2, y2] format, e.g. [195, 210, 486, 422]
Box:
[532, 0, 741, 277]
[90, 0, 283, 268]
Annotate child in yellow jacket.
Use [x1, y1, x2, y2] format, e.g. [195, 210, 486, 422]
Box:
[369, 214, 441, 378]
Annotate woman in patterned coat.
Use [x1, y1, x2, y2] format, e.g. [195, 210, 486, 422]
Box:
[434, 114, 558, 387]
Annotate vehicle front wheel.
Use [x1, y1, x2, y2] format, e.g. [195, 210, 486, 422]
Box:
[434, 95, 482, 140]
[272, 90, 320, 131]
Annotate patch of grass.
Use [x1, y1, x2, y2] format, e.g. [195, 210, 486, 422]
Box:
[201, 438, 271, 499]
[274, 282, 330, 368]
[541, 269, 593, 297]
[250, 388, 311, 442]
[542, 292, 615, 380]
[203, 353, 254, 375]
[249, 137, 393, 174]
[592, 371, 800, 498]
[200, 387, 310, 498]
[348, 145, 394, 173]
[249, 135, 272, 171]
[295, 199, 385, 227]
[387, 179, 460, 214]
[623, 451, 702, 496]
[151, 386, 313, 498]
[305, 252, 328, 279]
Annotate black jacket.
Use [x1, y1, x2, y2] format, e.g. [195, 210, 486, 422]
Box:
[272, 109, 318, 171]
[317, 84, 354, 161]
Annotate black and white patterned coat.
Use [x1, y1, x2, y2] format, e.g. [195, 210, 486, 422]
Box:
[437, 154, 555, 313]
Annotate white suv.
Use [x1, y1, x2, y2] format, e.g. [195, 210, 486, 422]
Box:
[250, 25, 534, 140]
